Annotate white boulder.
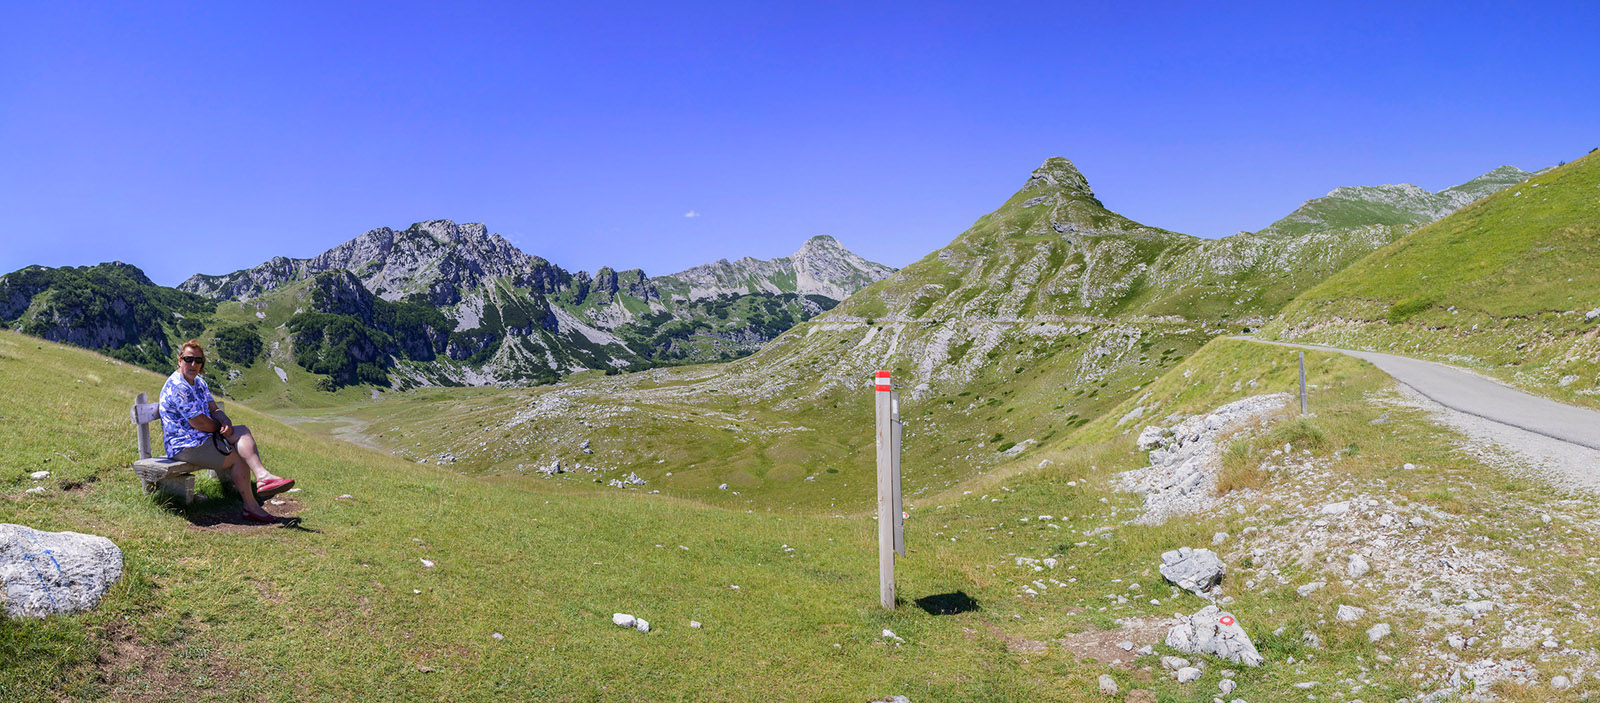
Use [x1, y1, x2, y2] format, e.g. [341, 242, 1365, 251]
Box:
[1159, 547, 1226, 596]
[0, 524, 123, 618]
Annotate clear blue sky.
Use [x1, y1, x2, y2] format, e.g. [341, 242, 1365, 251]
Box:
[3, 2, 1595, 287]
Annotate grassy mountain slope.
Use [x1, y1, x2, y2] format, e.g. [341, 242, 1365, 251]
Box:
[1261, 150, 1600, 408]
[344, 157, 1451, 512]
[13, 331, 1600, 701]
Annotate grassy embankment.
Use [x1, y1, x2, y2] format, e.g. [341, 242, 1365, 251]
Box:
[1262, 151, 1600, 410]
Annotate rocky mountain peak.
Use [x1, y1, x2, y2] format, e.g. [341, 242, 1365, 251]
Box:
[796, 235, 846, 255]
[1024, 157, 1094, 198]
[407, 220, 490, 245]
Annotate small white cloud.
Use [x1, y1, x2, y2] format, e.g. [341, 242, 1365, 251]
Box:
[684, 210, 700, 218]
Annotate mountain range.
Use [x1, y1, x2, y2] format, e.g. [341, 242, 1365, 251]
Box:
[0, 157, 1529, 403]
[369, 156, 1536, 506]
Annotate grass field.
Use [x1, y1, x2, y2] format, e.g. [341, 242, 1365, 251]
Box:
[9, 330, 1600, 701]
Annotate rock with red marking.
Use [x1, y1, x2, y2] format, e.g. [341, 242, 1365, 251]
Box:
[1165, 605, 1264, 667]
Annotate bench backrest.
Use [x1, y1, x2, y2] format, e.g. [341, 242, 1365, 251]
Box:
[131, 392, 222, 460]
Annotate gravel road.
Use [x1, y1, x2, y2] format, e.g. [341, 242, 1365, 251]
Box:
[1243, 338, 1600, 450]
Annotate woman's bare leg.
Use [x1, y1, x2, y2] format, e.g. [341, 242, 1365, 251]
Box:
[229, 426, 282, 483]
[221, 452, 269, 517]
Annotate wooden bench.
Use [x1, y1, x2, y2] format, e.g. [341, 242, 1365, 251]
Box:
[130, 392, 240, 505]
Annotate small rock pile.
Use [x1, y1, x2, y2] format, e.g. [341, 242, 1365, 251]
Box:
[1119, 393, 1289, 524]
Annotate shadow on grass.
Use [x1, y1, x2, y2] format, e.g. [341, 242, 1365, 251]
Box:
[169, 494, 322, 533]
[915, 590, 980, 616]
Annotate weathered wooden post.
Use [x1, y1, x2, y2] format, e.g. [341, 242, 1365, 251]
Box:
[1298, 351, 1308, 414]
[874, 370, 902, 609]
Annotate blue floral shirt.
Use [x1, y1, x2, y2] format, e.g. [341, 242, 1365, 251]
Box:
[159, 369, 214, 457]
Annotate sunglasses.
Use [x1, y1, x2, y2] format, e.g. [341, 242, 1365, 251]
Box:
[181, 356, 206, 364]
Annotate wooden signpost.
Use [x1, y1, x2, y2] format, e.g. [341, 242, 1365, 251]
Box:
[1298, 351, 1308, 414]
[875, 370, 904, 610]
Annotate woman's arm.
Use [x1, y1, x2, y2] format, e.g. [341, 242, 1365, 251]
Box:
[209, 402, 233, 437]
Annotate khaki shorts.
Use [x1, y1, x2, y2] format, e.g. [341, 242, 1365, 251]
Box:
[174, 439, 230, 471]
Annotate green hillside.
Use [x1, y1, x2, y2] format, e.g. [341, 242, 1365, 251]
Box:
[12, 330, 1600, 701]
[1262, 150, 1600, 407]
[345, 157, 1446, 512]
[0, 262, 217, 371]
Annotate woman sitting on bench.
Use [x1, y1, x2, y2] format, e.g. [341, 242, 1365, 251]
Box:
[159, 340, 295, 523]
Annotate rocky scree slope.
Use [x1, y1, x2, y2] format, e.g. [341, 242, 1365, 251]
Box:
[1263, 150, 1600, 410]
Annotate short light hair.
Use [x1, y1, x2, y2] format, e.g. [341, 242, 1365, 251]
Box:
[179, 339, 206, 360]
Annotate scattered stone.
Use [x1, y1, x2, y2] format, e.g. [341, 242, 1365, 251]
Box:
[1098, 674, 1118, 695]
[1403, 462, 1416, 470]
[1336, 605, 1367, 622]
[1553, 675, 1572, 689]
[1175, 667, 1201, 683]
[1367, 623, 1392, 643]
[29, 471, 49, 480]
[1447, 634, 1465, 649]
[1160, 655, 1191, 671]
[635, 618, 650, 633]
[1212, 532, 1228, 546]
[23, 487, 45, 495]
[881, 629, 904, 642]
[1159, 547, 1226, 596]
[689, 620, 702, 629]
[1166, 605, 1264, 667]
[1117, 640, 1135, 651]
[1136, 425, 1170, 450]
[337, 494, 354, 500]
[1587, 307, 1600, 322]
[1347, 554, 1371, 579]
[1296, 581, 1325, 598]
[1321, 501, 1351, 515]
[718, 484, 728, 490]
[1120, 394, 1291, 523]
[1541, 514, 1553, 524]
[1302, 631, 1322, 648]
[612, 613, 636, 627]
[1293, 681, 1318, 689]
[491, 632, 503, 640]
[1219, 679, 1236, 695]
[419, 558, 434, 568]
[0, 524, 123, 618]
[1136, 645, 1155, 656]
[1462, 601, 1495, 617]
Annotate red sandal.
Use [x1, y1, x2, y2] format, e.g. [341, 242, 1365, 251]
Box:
[256, 478, 295, 498]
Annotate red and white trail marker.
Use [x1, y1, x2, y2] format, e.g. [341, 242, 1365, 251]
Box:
[874, 370, 905, 609]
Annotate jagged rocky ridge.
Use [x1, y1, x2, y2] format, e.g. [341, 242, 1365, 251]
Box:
[177, 221, 894, 387]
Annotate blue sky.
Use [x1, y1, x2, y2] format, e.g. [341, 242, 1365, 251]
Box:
[3, 2, 1596, 287]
